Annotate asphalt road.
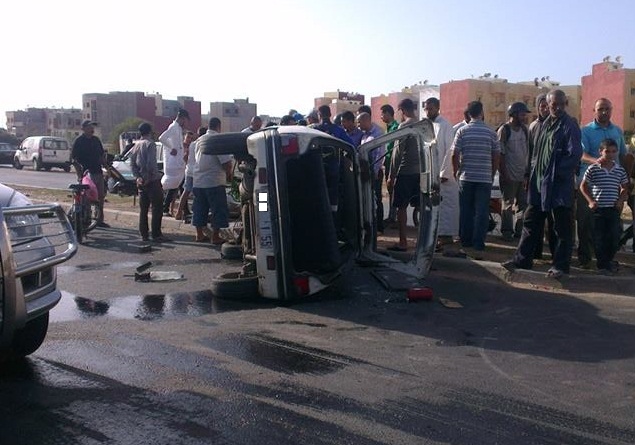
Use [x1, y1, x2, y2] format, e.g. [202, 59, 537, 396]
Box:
[0, 164, 76, 189]
[1, 226, 634, 444]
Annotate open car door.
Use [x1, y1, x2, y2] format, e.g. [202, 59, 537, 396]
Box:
[357, 118, 440, 279]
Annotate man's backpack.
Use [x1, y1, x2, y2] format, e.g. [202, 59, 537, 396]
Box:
[497, 122, 529, 145]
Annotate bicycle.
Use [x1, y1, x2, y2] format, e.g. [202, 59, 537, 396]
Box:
[67, 176, 101, 244]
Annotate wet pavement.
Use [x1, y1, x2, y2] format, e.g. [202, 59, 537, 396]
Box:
[1, 225, 635, 444]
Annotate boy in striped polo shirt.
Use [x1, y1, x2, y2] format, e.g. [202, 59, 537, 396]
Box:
[580, 138, 629, 274]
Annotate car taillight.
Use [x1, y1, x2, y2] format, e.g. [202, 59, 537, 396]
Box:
[267, 256, 276, 270]
[258, 167, 267, 184]
[293, 276, 310, 296]
[280, 136, 299, 155]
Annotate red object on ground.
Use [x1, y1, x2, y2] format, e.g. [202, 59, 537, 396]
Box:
[407, 287, 433, 302]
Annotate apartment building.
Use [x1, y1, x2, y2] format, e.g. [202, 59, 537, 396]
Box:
[314, 91, 365, 118]
[370, 84, 440, 130]
[6, 108, 83, 141]
[440, 75, 581, 128]
[206, 98, 257, 133]
[581, 58, 635, 132]
[82, 91, 201, 146]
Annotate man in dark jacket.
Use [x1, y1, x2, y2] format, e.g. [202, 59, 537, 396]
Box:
[502, 90, 583, 278]
[71, 120, 108, 227]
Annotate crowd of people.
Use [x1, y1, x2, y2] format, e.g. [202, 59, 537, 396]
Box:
[69, 89, 634, 277]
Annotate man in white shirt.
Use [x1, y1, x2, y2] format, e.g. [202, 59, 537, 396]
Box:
[192, 118, 233, 244]
[159, 108, 189, 216]
[175, 127, 206, 220]
[424, 98, 459, 249]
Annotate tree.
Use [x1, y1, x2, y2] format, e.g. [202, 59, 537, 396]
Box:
[109, 117, 148, 154]
[0, 128, 20, 146]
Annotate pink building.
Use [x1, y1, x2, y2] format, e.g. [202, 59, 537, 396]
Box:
[581, 59, 635, 132]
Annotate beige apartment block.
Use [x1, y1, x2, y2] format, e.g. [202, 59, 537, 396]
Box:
[314, 91, 365, 118]
[207, 98, 257, 133]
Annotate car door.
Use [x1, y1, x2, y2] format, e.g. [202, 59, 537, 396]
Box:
[41, 138, 69, 164]
[357, 118, 439, 279]
[17, 139, 32, 164]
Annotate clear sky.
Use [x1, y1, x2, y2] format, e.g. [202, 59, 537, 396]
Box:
[2, 0, 634, 127]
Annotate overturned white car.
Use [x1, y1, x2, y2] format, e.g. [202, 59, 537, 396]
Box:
[208, 121, 440, 300]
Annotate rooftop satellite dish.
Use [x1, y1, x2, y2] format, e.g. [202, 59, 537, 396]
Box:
[616, 56, 622, 63]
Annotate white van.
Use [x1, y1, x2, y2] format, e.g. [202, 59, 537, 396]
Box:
[13, 136, 72, 172]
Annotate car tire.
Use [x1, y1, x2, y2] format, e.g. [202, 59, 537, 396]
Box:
[13, 158, 23, 170]
[210, 272, 258, 300]
[33, 157, 42, 171]
[0, 313, 50, 361]
[220, 242, 243, 260]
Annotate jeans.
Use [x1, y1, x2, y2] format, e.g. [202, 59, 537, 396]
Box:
[512, 205, 574, 273]
[192, 186, 229, 229]
[592, 207, 621, 270]
[459, 180, 492, 250]
[138, 179, 164, 239]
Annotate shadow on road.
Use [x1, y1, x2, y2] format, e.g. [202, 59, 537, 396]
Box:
[292, 266, 635, 364]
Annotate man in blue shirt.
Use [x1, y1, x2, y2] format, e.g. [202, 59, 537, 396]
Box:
[315, 105, 354, 145]
[340, 111, 363, 147]
[576, 98, 628, 268]
[358, 112, 385, 232]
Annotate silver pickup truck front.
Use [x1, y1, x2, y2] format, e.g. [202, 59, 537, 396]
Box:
[0, 204, 77, 360]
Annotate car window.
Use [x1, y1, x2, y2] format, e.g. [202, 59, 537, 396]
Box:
[42, 139, 68, 150]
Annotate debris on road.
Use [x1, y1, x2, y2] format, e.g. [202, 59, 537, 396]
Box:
[439, 298, 463, 309]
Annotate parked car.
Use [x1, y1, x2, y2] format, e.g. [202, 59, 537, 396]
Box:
[108, 141, 164, 183]
[208, 122, 440, 301]
[13, 136, 72, 172]
[0, 142, 17, 165]
[0, 183, 78, 360]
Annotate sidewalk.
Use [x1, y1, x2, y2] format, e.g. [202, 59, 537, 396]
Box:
[377, 224, 635, 297]
[98, 204, 635, 297]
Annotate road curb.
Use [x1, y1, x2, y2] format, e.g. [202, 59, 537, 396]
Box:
[57, 202, 635, 297]
[431, 256, 635, 297]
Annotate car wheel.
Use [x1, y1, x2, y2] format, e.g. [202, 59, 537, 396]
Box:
[210, 272, 258, 300]
[33, 157, 42, 171]
[220, 242, 243, 260]
[13, 158, 23, 170]
[0, 313, 50, 361]
[44, 166, 52, 171]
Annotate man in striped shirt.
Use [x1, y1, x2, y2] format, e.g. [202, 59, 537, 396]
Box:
[451, 101, 500, 254]
[580, 138, 629, 274]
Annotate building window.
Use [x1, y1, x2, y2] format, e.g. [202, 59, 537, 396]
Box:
[630, 110, 635, 118]
[631, 88, 635, 96]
